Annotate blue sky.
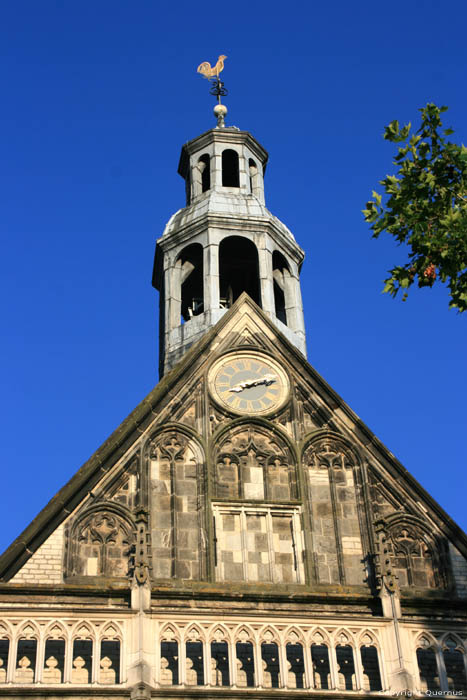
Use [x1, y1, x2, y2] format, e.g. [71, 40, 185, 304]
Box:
[1, 0, 466, 555]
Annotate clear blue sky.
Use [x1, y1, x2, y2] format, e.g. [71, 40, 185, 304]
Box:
[1, 0, 466, 555]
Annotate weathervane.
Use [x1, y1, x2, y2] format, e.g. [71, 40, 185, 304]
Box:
[197, 55, 228, 128]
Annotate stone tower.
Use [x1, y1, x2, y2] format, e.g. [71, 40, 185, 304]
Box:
[153, 125, 306, 376]
[0, 102, 467, 700]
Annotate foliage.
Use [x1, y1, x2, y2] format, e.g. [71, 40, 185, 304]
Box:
[363, 104, 467, 311]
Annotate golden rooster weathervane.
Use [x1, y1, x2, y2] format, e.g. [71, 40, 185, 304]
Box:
[197, 54, 228, 128]
[197, 54, 227, 80]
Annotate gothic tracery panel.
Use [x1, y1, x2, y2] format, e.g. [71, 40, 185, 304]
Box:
[303, 436, 364, 585]
[148, 430, 205, 580]
[376, 515, 448, 590]
[68, 507, 133, 578]
[213, 425, 297, 501]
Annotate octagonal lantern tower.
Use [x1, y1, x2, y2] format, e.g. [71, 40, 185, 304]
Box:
[153, 125, 306, 376]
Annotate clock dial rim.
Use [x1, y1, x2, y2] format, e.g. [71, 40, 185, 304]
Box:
[208, 350, 290, 416]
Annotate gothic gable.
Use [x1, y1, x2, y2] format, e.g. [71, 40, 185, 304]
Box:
[1, 294, 466, 598]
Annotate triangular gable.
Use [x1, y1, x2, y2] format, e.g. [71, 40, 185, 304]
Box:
[1, 292, 466, 583]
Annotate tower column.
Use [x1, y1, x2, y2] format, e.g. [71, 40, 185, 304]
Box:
[258, 247, 275, 317]
[284, 270, 305, 332]
[164, 257, 182, 333]
[204, 243, 220, 312]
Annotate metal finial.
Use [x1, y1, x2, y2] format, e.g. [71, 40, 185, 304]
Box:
[197, 55, 229, 127]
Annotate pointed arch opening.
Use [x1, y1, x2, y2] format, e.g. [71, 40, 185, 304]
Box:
[416, 640, 440, 692]
[15, 638, 37, 683]
[0, 638, 8, 683]
[286, 642, 305, 688]
[44, 639, 65, 684]
[178, 243, 204, 322]
[443, 638, 467, 694]
[235, 641, 255, 687]
[222, 149, 240, 187]
[219, 236, 261, 308]
[336, 644, 356, 690]
[360, 644, 382, 691]
[311, 642, 331, 690]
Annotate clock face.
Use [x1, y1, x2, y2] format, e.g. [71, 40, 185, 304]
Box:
[208, 351, 289, 415]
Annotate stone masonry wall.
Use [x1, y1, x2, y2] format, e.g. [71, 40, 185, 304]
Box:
[10, 524, 64, 584]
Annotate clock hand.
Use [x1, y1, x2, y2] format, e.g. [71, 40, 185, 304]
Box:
[229, 374, 277, 393]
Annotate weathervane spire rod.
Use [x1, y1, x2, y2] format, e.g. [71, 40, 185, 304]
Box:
[196, 54, 228, 128]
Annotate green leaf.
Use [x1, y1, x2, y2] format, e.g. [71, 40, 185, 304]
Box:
[364, 102, 467, 312]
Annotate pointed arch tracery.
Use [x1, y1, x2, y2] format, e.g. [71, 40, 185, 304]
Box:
[147, 428, 206, 581]
[303, 433, 366, 586]
[213, 423, 297, 501]
[377, 513, 449, 590]
[66, 503, 134, 579]
[44, 622, 67, 640]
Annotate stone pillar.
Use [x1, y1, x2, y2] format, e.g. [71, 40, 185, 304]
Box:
[165, 257, 182, 334]
[329, 645, 339, 689]
[229, 640, 237, 687]
[278, 642, 288, 688]
[254, 640, 262, 687]
[354, 644, 364, 691]
[127, 583, 155, 691]
[179, 638, 187, 686]
[303, 644, 313, 689]
[211, 153, 222, 189]
[204, 243, 220, 312]
[258, 248, 275, 316]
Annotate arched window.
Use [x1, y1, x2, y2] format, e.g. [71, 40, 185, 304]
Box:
[272, 251, 290, 325]
[360, 644, 382, 691]
[222, 149, 240, 187]
[43, 639, 65, 684]
[0, 638, 8, 683]
[416, 640, 440, 692]
[236, 641, 255, 687]
[198, 154, 210, 192]
[186, 640, 204, 686]
[178, 243, 204, 322]
[262, 642, 280, 688]
[286, 642, 305, 688]
[72, 638, 93, 684]
[211, 640, 230, 686]
[443, 638, 467, 694]
[160, 640, 179, 685]
[100, 640, 120, 684]
[15, 638, 37, 683]
[336, 644, 356, 690]
[311, 643, 331, 689]
[219, 236, 261, 308]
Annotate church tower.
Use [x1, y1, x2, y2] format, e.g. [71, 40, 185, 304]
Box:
[153, 122, 306, 375]
[1, 72, 467, 700]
